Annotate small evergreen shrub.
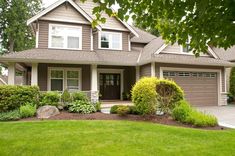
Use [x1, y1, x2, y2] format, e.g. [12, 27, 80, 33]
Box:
[94, 102, 101, 112]
[172, 100, 218, 127]
[61, 89, 71, 104]
[132, 77, 158, 115]
[72, 92, 89, 102]
[110, 105, 123, 114]
[156, 79, 184, 114]
[129, 106, 140, 115]
[40, 91, 60, 107]
[0, 85, 39, 112]
[117, 106, 130, 116]
[0, 109, 21, 121]
[19, 103, 36, 118]
[68, 100, 96, 114]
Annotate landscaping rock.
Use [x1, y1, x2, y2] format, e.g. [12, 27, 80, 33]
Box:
[37, 106, 60, 119]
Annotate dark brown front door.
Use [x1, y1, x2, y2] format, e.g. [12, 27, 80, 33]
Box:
[100, 73, 121, 100]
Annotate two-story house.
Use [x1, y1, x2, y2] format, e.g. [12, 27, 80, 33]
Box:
[0, 0, 234, 106]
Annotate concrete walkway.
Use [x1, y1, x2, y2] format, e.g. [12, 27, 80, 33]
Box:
[197, 105, 235, 128]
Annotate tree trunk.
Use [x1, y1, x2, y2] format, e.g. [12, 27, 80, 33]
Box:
[9, 38, 15, 53]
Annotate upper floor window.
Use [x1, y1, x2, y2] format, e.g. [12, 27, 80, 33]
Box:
[99, 32, 122, 50]
[49, 24, 82, 50]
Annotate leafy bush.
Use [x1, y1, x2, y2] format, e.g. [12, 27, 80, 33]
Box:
[129, 106, 140, 115]
[94, 102, 101, 112]
[172, 100, 192, 122]
[132, 77, 158, 115]
[19, 103, 36, 118]
[156, 79, 184, 114]
[61, 89, 71, 104]
[72, 92, 89, 102]
[110, 105, 123, 114]
[40, 91, 60, 107]
[0, 109, 21, 121]
[117, 106, 130, 116]
[172, 100, 218, 127]
[0, 85, 39, 112]
[68, 100, 96, 114]
[229, 67, 235, 101]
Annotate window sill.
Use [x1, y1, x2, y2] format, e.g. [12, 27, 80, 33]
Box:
[48, 47, 83, 51]
[98, 48, 123, 51]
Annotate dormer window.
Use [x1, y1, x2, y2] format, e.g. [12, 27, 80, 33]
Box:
[181, 39, 191, 53]
[49, 24, 82, 50]
[99, 31, 122, 50]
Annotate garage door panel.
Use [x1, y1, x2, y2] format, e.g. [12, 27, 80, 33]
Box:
[164, 71, 218, 106]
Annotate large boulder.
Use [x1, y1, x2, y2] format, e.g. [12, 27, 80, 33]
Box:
[37, 106, 60, 119]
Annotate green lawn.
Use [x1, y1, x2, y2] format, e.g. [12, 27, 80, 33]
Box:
[0, 121, 235, 156]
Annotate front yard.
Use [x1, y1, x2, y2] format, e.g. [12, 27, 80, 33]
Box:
[0, 120, 235, 156]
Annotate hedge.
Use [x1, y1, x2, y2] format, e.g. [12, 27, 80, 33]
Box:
[0, 85, 40, 112]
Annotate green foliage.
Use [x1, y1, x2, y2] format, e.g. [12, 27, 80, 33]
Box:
[117, 106, 130, 116]
[0, 109, 21, 121]
[128, 106, 140, 115]
[156, 79, 184, 114]
[0, 85, 39, 112]
[172, 100, 192, 122]
[72, 92, 89, 102]
[229, 67, 235, 101]
[110, 105, 139, 115]
[172, 100, 218, 127]
[19, 103, 36, 118]
[68, 100, 96, 114]
[89, 0, 235, 55]
[131, 77, 158, 115]
[61, 90, 71, 104]
[94, 102, 101, 112]
[40, 91, 60, 107]
[0, 0, 41, 52]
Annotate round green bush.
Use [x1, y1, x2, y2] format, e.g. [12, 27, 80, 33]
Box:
[39, 91, 60, 107]
[156, 79, 184, 114]
[172, 100, 192, 122]
[117, 106, 130, 116]
[131, 77, 158, 115]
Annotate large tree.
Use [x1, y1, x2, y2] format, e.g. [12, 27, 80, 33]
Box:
[0, 0, 41, 53]
[89, 0, 235, 56]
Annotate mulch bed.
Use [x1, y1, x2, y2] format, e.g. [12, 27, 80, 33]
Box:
[21, 111, 226, 130]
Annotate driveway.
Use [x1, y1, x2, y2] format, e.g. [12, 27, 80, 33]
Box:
[197, 105, 235, 128]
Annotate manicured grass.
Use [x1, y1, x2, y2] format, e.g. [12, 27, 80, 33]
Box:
[0, 121, 235, 156]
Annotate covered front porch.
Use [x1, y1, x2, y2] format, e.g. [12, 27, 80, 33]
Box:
[5, 62, 140, 102]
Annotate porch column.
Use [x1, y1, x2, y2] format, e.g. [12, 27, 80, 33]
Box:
[31, 63, 38, 86]
[136, 66, 140, 81]
[151, 62, 156, 77]
[91, 64, 99, 103]
[8, 62, 15, 85]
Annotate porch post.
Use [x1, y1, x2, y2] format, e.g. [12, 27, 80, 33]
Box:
[136, 66, 140, 81]
[31, 63, 38, 86]
[151, 62, 156, 77]
[91, 64, 99, 103]
[8, 62, 15, 85]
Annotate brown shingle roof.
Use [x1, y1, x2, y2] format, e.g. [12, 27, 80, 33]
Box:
[131, 27, 157, 44]
[212, 46, 235, 62]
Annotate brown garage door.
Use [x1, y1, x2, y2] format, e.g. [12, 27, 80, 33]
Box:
[163, 71, 218, 106]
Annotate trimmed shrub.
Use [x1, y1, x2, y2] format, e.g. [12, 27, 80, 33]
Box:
[19, 103, 36, 118]
[0, 109, 21, 121]
[40, 91, 60, 107]
[0, 85, 39, 112]
[68, 100, 96, 114]
[61, 89, 71, 104]
[132, 77, 158, 115]
[172, 100, 218, 127]
[229, 67, 235, 101]
[129, 106, 140, 115]
[156, 79, 184, 114]
[172, 100, 192, 122]
[72, 92, 89, 102]
[110, 105, 123, 114]
[117, 106, 130, 116]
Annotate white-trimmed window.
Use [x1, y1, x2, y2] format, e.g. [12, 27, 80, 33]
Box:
[49, 24, 82, 50]
[99, 31, 122, 50]
[49, 68, 81, 91]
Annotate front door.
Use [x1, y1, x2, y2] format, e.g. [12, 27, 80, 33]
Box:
[99, 73, 121, 100]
